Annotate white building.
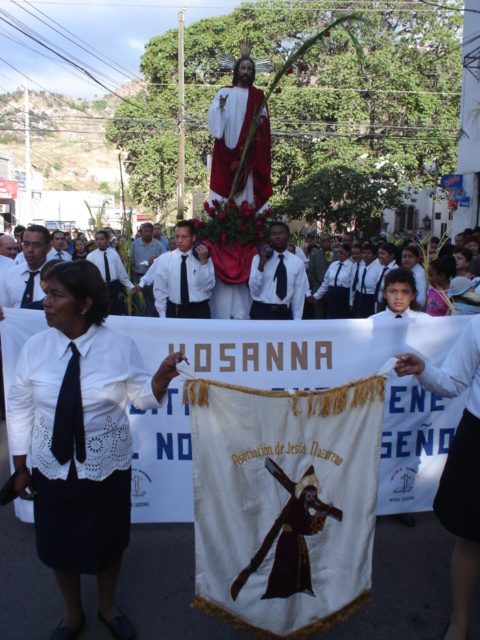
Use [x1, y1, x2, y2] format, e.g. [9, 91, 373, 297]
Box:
[454, 0, 480, 236]
[40, 191, 117, 231]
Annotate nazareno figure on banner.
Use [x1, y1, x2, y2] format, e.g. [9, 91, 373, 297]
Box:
[261, 477, 327, 599]
[208, 40, 273, 213]
[230, 458, 342, 602]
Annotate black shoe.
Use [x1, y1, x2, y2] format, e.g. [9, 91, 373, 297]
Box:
[98, 610, 136, 640]
[50, 615, 85, 640]
[396, 513, 416, 527]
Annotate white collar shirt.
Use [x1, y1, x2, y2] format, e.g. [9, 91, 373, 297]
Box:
[7, 324, 161, 480]
[375, 259, 399, 303]
[87, 248, 134, 289]
[314, 259, 353, 300]
[411, 263, 427, 309]
[153, 248, 215, 318]
[47, 248, 72, 262]
[370, 307, 430, 322]
[354, 260, 383, 295]
[249, 250, 306, 320]
[1, 261, 47, 308]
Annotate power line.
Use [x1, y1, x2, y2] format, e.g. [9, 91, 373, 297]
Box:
[0, 9, 147, 110]
[11, 0, 142, 82]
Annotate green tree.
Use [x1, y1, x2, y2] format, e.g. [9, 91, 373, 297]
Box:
[106, 0, 462, 229]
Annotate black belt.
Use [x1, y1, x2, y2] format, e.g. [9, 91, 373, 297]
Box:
[167, 298, 208, 316]
[254, 301, 290, 311]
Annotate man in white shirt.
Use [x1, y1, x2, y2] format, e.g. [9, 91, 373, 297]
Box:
[47, 230, 72, 262]
[249, 222, 306, 320]
[2, 224, 51, 308]
[87, 230, 136, 316]
[131, 222, 165, 317]
[153, 220, 215, 318]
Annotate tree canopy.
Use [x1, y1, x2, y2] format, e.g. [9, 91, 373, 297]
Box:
[106, 0, 462, 231]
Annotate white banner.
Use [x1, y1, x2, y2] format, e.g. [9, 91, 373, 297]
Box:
[187, 373, 386, 637]
[1, 309, 470, 523]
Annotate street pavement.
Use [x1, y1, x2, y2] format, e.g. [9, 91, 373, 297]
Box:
[1, 419, 479, 640]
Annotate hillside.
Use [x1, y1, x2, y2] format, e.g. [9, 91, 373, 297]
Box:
[0, 80, 144, 199]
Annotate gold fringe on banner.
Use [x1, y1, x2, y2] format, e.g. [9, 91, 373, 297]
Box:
[191, 590, 371, 639]
[183, 374, 385, 418]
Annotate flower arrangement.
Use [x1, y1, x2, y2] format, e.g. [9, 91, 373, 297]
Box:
[195, 199, 274, 245]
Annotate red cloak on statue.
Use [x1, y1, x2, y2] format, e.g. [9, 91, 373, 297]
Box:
[210, 86, 273, 212]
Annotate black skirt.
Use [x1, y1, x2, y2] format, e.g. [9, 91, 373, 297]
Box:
[433, 409, 480, 543]
[32, 464, 131, 574]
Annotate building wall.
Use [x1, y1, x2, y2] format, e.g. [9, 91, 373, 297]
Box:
[40, 191, 116, 231]
[454, 0, 480, 235]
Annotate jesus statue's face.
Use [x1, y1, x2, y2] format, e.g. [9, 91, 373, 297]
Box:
[237, 60, 254, 87]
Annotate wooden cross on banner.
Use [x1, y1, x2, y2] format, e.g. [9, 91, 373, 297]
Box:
[230, 457, 342, 601]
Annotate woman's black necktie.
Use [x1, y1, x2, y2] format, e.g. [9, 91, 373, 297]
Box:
[50, 342, 86, 465]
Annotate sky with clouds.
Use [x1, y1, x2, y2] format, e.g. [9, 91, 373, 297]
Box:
[0, 0, 242, 98]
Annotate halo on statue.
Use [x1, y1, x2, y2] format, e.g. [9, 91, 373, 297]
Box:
[218, 38, 272, 73]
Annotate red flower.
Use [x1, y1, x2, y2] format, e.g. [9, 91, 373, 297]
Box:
[258, 230, 264, 238]
[287, 66, 294, 74]
[211, 199, 220, 208]
[219, 212, 227, 221]
[240, 223, 247, 231]
[227, 201, 239, 213]
[208, 207, 216, 217]
[274, 88, 282, 94]
[241, 200, 249, 210]
[203, 201, 210, 213]
[254, 219, 261, 227]
[221, 233, 229, 243]
[242, 210, 250, 221]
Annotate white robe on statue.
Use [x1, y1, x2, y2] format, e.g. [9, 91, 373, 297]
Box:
[208, 87, 268, 319]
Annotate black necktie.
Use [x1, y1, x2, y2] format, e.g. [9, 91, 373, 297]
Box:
[334, 262, 343, 287]
[374, 267, 388, 299]
[57, 251, 63, 261]
[395, 314, 402, 319]
[51, 342, 86, 465]
[360, 267, 367, 294]
[352, 262, 360, 291]
[103, 252, 111, 283]
[274, 254, 287, 300]
[21, 271, 40, 307]
[181, 255, 189, 305]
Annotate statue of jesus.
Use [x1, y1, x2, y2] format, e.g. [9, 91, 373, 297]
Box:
[208, 55, 273, 212]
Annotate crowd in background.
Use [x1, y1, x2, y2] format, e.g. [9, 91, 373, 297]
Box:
[1, 220, 480, 321]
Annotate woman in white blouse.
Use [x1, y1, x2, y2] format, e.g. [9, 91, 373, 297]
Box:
[8, 260, 183, 640]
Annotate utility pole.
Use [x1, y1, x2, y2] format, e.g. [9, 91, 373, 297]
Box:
[24, 83, 32, 224]
[177, 9, 185, 221]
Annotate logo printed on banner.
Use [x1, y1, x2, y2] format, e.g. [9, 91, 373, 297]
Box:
[131, 468, 152, 507]
[390, 466, 417, 501]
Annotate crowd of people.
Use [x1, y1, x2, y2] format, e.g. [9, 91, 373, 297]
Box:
[1, 217, 479, 640]
[2, 220, 479, 322]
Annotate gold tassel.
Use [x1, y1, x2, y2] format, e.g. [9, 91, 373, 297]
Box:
[183, 375, 386, 418]
[192, 590, 371, 639]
